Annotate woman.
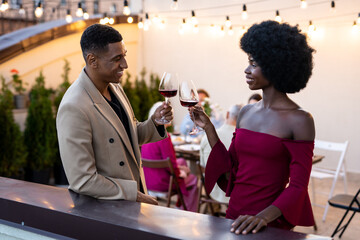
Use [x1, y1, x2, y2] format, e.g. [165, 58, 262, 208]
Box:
[141, 102, 199, 212]
[192, 21, 315, 234]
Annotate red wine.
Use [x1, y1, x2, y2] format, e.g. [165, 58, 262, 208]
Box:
[180, 100, 198, 107]
[159, 89, 177, 98]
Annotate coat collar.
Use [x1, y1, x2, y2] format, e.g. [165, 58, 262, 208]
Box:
[78, 69, 139, 168]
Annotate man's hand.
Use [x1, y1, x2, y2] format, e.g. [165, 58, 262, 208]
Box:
[136, 191, 158, 205]
[230, 215, 267, 235]
[152, 102, 173, 125]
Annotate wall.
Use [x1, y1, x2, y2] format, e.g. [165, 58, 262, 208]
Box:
[137, 0, 360, 173]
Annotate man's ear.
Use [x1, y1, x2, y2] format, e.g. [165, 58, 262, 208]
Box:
[86, 53, 97, 68]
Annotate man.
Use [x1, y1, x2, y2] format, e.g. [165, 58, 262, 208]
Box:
[56, 24, 172, 204]
[199, 104, 242, 204]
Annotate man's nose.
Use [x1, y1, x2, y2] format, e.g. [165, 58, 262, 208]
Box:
[121, 58, 128, 69]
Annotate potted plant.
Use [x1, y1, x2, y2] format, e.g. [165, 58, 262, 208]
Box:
[24, 71, 57, 184]
[0, 75, 27, 179]
[10, 69, 28, 109]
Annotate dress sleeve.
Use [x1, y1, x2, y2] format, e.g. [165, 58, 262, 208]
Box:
[204, 132, 237, 196]
[271, 140, 315, 226]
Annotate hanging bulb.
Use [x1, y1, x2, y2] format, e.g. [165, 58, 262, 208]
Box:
[228, 26, 234, 36]
[225, 16, 232, 28]
[357, 13, 360, 25]
[308, 20, 315, 32]
[219, 26, 225, 36]
[0, 0, 9, 12]
[330, 1, 336, 13]
[138, 17, 144, 29]
[239, 26, 247, 37]
[275, 10, 282, 23]
[19, 4, 25, 15]
[83, 10, 89, 19]
[171, 0, 178, 10]
[152, 15, 160, 24]
[181, 18, 187, 29]
[191, 10, 198, 25]
[300, 0, 307, 9]
[35, 2, 43, 18]
[193, 24, 199, 33]
[178, 23, 184, 35]
[123, 0, 131, 16]
[352, 21, 359, 33]
[242, 4, 248, 20]
[109, 17, 115, 24]
[76, 3, 83, 17]
[66, 9, 72, 23]
[144, 13, 151, 30]
[160, 20, 166, 29]
[127, 16, 133, 23]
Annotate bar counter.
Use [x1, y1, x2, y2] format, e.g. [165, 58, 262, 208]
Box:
[0, 177, 331, 240]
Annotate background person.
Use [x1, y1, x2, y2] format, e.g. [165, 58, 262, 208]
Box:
[57, 24, 172, 205]
[247, 93, 262, 104]
[141, 102, 199, 212]
[192, 20, 316, 234]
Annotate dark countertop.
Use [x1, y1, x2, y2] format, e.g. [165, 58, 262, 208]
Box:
[0, 177, 332, 240]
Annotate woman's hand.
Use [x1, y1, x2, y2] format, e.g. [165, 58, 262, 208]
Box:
[190, 105, 212, 130]
[230, 215, 267, 235]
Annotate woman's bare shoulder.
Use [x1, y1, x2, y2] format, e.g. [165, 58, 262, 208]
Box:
[289, 108, 315, 141]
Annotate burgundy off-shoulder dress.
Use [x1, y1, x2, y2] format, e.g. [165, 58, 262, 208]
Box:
[205, 128, 315, 229]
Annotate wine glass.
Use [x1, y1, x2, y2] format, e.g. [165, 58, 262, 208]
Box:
[179, 80, 202, 135]
[155, 72, 178, 124]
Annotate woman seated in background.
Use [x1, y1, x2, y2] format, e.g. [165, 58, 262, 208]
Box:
[141, 102, 199, 212]
[191, 20, 316, 234]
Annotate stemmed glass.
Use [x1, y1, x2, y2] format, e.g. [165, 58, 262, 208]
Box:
[179, 80, 202, 135]
[155, 72, 178, 124]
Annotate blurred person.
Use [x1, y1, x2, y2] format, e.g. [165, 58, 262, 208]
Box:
[248, 93, 262, 104]
[191, 21, 316, 234]
[200, 104, 243, 214]
[57, 24, 172, 205]
[141, 102, 199, 212]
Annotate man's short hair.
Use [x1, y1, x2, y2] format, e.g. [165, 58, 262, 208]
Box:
[80, 24, 123, 61]
[197, 89, 210, 98]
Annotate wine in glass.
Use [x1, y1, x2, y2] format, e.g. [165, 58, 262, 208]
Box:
[179, 80, 202, 135]
[155, 72, 178, 124]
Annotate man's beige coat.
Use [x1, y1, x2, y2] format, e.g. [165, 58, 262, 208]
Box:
[57, 69, 165, 201]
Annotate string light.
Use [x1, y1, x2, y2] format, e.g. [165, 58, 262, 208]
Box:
[225, 16, 232, 28]
[152, 15, 161, 24]
[138, 17, 144, 29]
[330, 1, 336, 13]
[123, 0, 131, 16]
[35, 2, 43, 18]
[242, 4, 248, 20]
[171, 0, 178, 11]
[179, 20, 185, 34]
[239, 26, 247, 37]
[228, 26, 234, 36]
[0, 0, 9, 12]
[193, 24, 199, 33]
[76, 3, 83, 17]
[308, 20, 315, 32]
[66, 9, 72, 23]
[220, 26, 225, 36]
[19, 4, 25, 15]
[160, 20, 166, 29]
[109, 17, 115, 24]
[144, 13, 150, 31]
[352, 21, 359, 33]
[275, 10, 282, 23]
[127, 16, 133, 23]
[300, 0, 307, 9]
[83, 10, 89, 20]
[191, 10, 198, 25]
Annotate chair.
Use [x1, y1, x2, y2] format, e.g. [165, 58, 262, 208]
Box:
[142, 158, 187, 210]
[328, 188, 360, 238]
[196, 162, 228, 216]
[310, 139, 349, 221]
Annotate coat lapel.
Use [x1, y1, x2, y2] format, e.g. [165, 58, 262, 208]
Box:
[78, 70, 139, 168]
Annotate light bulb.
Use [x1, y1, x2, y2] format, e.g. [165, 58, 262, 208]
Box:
[308, 20, 315, 32]
[275, 10, 282, 23]
[83, 11, 89, 19]
[144, 24, 149, 31]
[357, 13, 360, 25]
[123, 0, 130, 16]
[193, 24, 199, 33]
[239, 26, 247, 37]
[138, 18, 144, 29]
[300, 0, 307, 9]
[0, 0, 9, 12]
[35, 3, 43, 18]
[242, 4, 248, 20]
[352, 21, 359, 33]
[171, 0, 178, 10]
[191, 10, 198, 25]
[145, 13, 151, 26]
[152, 15, 160, 24]
[76, 3, 83, 17]
[127, 16, 133, 23]
[220, 26, 225, 36]
[160, 20, 166, 29]
[109, 18, 115, 24]
[104, 17, 109, 24]
[100, 19, 105, 24]
[178, 26, 184, 35]
[66, 10, 72, 23]
[19, 4, 25, 15]
[330, 1, 336, 13]
[228, 26, 234, 36]
[225, 16, 231, 28]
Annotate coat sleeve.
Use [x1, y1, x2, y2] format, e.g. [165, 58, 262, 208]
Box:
[57, 103, 138, 201]
[271, 140, 315, 226]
